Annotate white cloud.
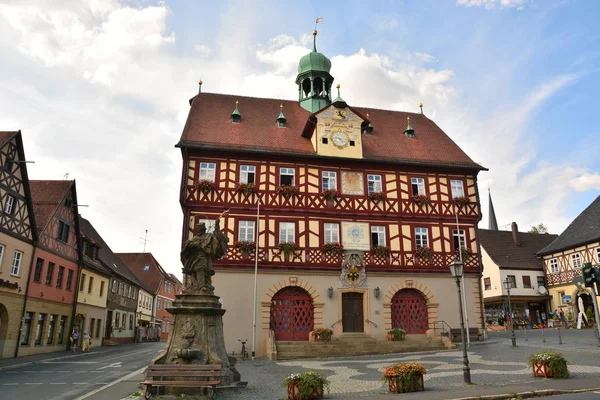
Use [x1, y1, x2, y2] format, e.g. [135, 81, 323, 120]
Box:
[570, 172, 600, 192]
[415, 52, 435, 63]
[194, 44, 212, 57]
[457, 0, 528, 10]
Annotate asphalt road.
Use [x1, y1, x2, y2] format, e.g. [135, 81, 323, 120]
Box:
[0, 342, 164, 400]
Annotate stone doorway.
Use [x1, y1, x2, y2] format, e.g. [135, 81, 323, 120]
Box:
[342, 292, 364, 332]
[270, 286, 314, 341]
[105, 311, 113, 340]
[391, 289, 428, 334]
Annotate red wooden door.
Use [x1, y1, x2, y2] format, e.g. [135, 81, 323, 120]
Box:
[391, 289, 428, 334]
[270, 287, 314, 341]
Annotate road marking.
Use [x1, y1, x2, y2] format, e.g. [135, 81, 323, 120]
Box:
[3, 383, 18, 385]
[5, 371, 17, 374]
[24, 371, 35, 373]
[98, 362, 122, 370]
[41, 370, 54, 373]
[25, 382, 43, 385]
[73, 382, 88, 385]
[57, 370, 70, 373]
[43, 361, 97, 364]
[73, 366, 147, 400]
[50, 382, 67, 385]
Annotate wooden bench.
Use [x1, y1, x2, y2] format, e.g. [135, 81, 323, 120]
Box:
[143, 364, 222, 399]
[450, 328, 479, 342]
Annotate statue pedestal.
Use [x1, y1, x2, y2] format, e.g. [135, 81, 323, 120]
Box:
[151, 290, 241, 395]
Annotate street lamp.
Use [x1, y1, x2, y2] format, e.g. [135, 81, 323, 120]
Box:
[503, 278, 517, 347]
[449, 256, 472, 384]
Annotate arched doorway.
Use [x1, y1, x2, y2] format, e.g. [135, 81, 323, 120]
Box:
[391, 289, 429, 334]
[270, 286, 314, 341]
[0, 303, 8, 357]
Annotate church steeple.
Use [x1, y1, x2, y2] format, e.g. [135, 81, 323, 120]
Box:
[488, 189, 499, 230]
[296, 29, 334, 113]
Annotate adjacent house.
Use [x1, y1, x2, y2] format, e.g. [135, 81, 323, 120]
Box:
[117, 253, 177, 341]
[538, 195, 600, 318]
[479, 222, 557, 326]
[23, 180, 82, 356]
[76, 218, 112, 348]
[78, 217, 145, 344]
[0, 131, 37, 358]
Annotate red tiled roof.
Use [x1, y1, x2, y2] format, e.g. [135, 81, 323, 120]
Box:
[0, 131, 17, 147]
[116, 253, 174, 295]
[29, 180, 73, 232]
[178, 93, 483, 170]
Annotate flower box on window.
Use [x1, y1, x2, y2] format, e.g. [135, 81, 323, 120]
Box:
[453, 196, 470, 207]
[236, 182, 256, 196]
[234, 241, 255, 258]
[415, 246, 433, 260]
[371, 245, 390, 257]
[461, 247, 473, 261]
[278, 242, 299, 258]
[276, 185, 299, 198]
[321, 189, 339, 201]
[322, 242, 343, 256]
[413, 194, 430, 206]
[196, 179, 216, 194]
[368, 191, 385, 202]
[382, 363, 426, 393]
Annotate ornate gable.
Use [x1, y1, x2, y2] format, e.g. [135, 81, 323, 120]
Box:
[312, 105, 364, 159]
[0, 132, 33, 241]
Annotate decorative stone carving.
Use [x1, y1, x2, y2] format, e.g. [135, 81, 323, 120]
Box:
[180, 319, 196, 349]
[340, 252, 366, 287]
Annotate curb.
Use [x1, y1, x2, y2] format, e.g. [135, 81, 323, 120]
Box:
[449, 387, 600, 400]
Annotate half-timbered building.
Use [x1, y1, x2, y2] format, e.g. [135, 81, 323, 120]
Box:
[21, 180, 82, 356]
[0, 131, 37, 358]
[177, 32, 486, 357]
[538, 195, 600, 318]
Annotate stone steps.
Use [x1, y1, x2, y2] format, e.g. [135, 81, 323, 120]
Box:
[276, 334, 445, 360]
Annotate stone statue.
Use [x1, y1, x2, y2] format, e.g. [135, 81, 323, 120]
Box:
[181, 210, 229, 293]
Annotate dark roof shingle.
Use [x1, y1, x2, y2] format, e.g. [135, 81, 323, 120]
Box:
[178, 93, 484, 170]
[479, 228, 558, 270]
[538, 195, 600, 256]
[0, 131, 17, 147]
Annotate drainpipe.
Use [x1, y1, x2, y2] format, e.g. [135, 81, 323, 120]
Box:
[67, 202, 85, 351]
[68, 266, 83, 351]
[15, 243, 37, 358]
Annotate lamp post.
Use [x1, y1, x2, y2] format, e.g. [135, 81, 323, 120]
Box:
[503, 278, 517, 347]
[449, 257, 471, 384]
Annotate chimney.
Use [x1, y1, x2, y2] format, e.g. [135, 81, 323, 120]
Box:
[511, 222, 520, 246]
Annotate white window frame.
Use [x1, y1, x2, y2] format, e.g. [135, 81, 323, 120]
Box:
[238, 220, 255, 242]
[279, 222, 295, 244]
[371, 226, 386, 246]
[571, 253, 582, 269]
[322, 171, 337, 191]
[11, 250, 23, 276]
[279, 167, 295, 186]
[450, 179, 465, 198]
[240, 165, 256, 184]
[4, 194, 15, 214]
[414, 227, 429, 248]
[0, 244, 4, 271]
[111, 279, 117, 293]
[596, 247, 600, 263]
[549, 258, 559, 274]
[367, 174, 382, 194]
[453, 229, 467, 251]
[411, 177, 426, 196]
[324, 223, 340, 244]
[199, 162, 216, 182]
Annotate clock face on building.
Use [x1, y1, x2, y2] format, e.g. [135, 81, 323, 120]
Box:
[332, 131, 348, 149]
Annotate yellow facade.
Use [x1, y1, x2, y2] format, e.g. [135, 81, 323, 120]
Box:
[137, 288, 154, 322]
[77, 268, 109, 308]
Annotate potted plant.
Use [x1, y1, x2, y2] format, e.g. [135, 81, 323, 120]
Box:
[278, 242, 299, 259]
[453, 196, 470, 207]
[276, 185, 299, 198]
[382, 363, 426, 393]
[368, 191, 385, 202]
[312, 328, 333, 342]
[372, 244, 390, 257]
[413, 194, 430, 206]
[415, 246, 433, 261]
[196, 179, 216, 194]
[460, 247, 473, 261]
[528, 351, 569, 379]
[322, 242, 343, 256]
[236, 182, 256, 196]
[283, 371, 329, 400]
[586, 308, 595, 325]
[234, 241, 255, 259]
[322, 189, 339, 206]
[387, 328, 405, 341]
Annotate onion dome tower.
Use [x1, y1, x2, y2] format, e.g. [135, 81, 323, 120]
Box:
[296, 30, 334, 113]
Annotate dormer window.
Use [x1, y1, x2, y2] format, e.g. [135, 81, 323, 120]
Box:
[231, 100, 241, 123]
[144, 265, 150, 272]
[276, 104, 287, 128]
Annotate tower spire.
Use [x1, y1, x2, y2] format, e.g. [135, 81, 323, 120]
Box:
[312, 29, 317, 52]
[488, 188, 499, 230]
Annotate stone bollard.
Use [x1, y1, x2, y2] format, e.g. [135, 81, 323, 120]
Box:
[558, 326, 563, 345]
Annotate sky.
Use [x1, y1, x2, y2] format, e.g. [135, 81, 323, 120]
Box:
[0, 0, 599, 279]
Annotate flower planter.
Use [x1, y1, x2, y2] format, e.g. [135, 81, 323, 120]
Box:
[532, 362, 553, 378]
[242, 251, 250, 260]
[387, 375, 424, 393]
[287, 382, 324, 400]
[314, 334, 331, 342]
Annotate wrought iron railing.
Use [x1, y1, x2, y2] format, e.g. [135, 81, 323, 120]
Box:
[330, 319, 342, 329]
[365, 319, 378, 328]
[431, 320, 453, 337]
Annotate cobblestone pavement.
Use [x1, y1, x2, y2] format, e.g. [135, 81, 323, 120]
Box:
[221, 329, 600, 400]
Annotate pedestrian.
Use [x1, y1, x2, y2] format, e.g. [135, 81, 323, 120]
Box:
[81, 331, 91, 353]
[71, 329, 79, 352]
[558, 308, 567, 327]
